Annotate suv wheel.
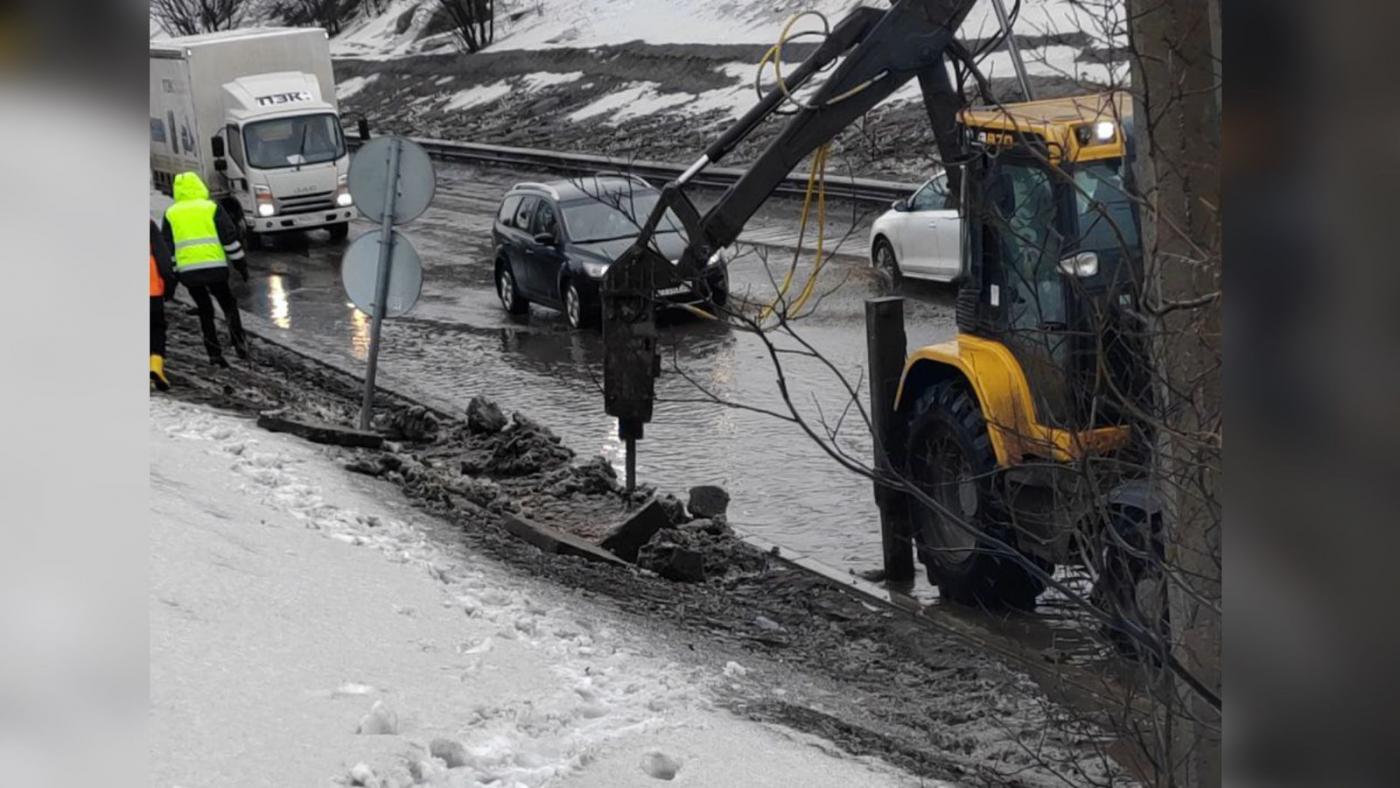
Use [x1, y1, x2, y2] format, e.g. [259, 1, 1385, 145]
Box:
[564, 281, 594, 329]
[498, 265, 528, 315]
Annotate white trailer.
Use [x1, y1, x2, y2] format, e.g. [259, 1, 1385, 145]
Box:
[150, 27, 359, 245]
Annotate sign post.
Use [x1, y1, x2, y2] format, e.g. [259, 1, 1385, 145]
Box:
[359, 138, 401, 430]
[342, 136, 435, 431]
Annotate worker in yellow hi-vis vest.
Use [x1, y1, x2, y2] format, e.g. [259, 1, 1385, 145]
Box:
[161, 171, 249, 368]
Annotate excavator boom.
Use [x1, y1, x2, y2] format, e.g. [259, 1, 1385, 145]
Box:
[602, 0, 982, 489]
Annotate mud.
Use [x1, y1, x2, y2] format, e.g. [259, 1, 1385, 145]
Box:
[157, 306, 1134, 786]
[335, 41, 1100, 181]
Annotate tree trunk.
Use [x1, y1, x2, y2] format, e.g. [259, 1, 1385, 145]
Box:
[1127, 0, 1222, 785]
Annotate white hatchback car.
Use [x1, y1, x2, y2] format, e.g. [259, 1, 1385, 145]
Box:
[869, 170, 961, 283]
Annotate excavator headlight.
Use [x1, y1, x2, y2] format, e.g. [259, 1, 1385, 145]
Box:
[1058, 252, 1099, 278]
[1075, 121, 1118, 146]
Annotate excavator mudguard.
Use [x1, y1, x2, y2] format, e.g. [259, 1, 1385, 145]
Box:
[894, 335, 1130, 467]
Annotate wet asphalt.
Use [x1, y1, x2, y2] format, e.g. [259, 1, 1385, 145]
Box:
[227, 158, 962, 579]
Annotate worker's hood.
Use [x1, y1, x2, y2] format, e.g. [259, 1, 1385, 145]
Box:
[173, 172, 210, 202]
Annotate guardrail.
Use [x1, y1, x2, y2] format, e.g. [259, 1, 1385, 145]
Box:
[349, 136, 918, 206]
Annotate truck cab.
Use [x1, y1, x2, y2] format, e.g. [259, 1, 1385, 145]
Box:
[150, 28, 357, 247]
[216, 71, 354, 242]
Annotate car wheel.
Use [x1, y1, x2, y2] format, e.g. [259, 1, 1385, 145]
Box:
[873, 237, 902, 286]
[497, 265, 528, 315]
[563, 280, 594, 329]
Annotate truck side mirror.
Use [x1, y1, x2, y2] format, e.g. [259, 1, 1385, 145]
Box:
[357, 117, 371, 141]
[214, 158, 228, 173]
[210, 135, 225, 158]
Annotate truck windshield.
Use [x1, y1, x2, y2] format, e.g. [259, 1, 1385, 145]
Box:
[242, 113, 345, 170]
[561, 192, 683, 243]
[1072, 158, 1139, 256]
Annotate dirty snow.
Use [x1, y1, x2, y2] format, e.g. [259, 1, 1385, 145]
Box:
[149, 397, 931, 786]
[521, 71, 586, 91]
[568, 81, 695, 124]
[444, 80, 514, 111]
[338, 73, 381, 100]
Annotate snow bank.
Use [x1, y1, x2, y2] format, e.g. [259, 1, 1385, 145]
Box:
[331, 0, 456, 59]
[568, 81, 694, 124]
[337, 73, 381, 100]
[520, 70, 585, 90]
[150, 398, 926, 787]
[444, 80, 514, 111]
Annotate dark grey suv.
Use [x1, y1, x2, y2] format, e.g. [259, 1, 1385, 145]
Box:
[491, 174, 729, 329]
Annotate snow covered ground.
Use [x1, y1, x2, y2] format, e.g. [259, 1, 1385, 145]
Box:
[327, 0, 1128, 127]
[332, 0, 1127, 62]
[149, 397, 940, 787]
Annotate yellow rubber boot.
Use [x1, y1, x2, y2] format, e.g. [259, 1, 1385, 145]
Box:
[150, 354, 170, 392]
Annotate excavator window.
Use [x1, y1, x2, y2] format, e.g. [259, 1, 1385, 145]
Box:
[993, 161, 1065, 333]
[1071, 159, 1139, 256]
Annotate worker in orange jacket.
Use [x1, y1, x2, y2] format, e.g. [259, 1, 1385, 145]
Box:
[150, 219, 177, 391]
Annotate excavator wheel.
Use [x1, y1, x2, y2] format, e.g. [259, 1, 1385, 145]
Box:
[905, 380, 1044, 610]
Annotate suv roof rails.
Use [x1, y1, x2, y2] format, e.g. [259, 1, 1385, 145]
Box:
[513, 182, 560, 199]
[590, 171, 653, 187]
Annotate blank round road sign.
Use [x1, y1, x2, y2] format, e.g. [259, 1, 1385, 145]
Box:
[349, 137, 435, 225]
[340, 229, 423, 318]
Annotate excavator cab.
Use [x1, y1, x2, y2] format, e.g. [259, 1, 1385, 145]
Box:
[894, 93, 1152, 608]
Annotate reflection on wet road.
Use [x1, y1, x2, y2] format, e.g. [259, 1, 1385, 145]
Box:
[229, 159, 960, 577]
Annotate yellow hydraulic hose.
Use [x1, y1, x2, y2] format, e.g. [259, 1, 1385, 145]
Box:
[760, 143, 829, 324]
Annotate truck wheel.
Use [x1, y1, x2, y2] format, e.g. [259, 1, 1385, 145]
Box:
[327, 222, 350, 242]
[244, 228, 264, 251]
[497, 263, 528, 315]
[905, 380, 1044, 610]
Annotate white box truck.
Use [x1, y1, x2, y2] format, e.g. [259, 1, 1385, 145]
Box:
[150, 27, 360, 246]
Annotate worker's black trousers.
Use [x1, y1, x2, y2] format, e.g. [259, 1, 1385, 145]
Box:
[186, 281, 246, 362]
[150, 296, 166, 356]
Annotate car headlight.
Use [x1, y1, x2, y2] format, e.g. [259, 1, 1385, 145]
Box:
[335, 174, 353, 207]
[581, 260, 609, 279]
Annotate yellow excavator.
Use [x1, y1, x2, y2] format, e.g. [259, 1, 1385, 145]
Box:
[893, 91, 1149, 609]
[601, 1, 1153, 612]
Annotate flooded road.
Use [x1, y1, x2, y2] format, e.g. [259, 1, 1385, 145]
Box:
[229, 158, 961, 578]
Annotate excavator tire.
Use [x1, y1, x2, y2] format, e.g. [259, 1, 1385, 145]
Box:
[905, 380, 1044, 610]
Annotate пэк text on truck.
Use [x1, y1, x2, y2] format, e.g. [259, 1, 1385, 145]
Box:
[150, 27, 359, 247]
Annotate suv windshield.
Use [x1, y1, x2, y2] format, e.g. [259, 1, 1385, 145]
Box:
[1072, 158, 1139, 255]
[243, 113, 345, 170]
[561, 191, 683, 243]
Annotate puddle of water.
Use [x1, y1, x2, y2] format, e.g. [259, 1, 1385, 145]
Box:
[228, 161, 950, 578]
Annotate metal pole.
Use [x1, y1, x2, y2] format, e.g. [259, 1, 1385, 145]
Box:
[990, 0, 1034, 102]
[358, 138, 401, 431]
